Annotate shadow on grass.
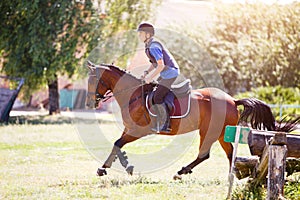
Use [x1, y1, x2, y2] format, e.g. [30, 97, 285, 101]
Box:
[1, 115, 113, 125]
[98, 176, 163, 188]
[48, 176, 162, 189]
[49, 176, 224, 191]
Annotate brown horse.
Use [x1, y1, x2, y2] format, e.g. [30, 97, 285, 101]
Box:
[85, 61, 299, 179]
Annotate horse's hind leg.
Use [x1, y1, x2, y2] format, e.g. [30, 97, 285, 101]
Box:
[174, 123, 216, 180]
[174, 132, 234, 180]
[174, 152, 210, 180]
[218, 133, 233, 170]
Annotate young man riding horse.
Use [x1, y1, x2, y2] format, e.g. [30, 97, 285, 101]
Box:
[85, 23, 300, 180]
[138, 22, 180, 133]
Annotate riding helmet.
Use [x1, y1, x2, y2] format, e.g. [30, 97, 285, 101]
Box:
[137, 22, 155, 36]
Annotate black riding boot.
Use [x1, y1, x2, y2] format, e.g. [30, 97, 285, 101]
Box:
[151, 103, 171, 133]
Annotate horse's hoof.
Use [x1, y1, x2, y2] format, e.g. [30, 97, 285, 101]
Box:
[97, 168, 107, 176]
[126, 165, 134, 175]
[173, 174, 182, 180]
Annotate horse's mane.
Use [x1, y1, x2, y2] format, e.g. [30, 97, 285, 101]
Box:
[103, 64, 141, 82]
[98, 63, 155, 92]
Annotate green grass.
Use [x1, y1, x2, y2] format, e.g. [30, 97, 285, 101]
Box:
[285, 175, 300, 200]
[0, 114, 298, 199]
[231, 174, 300, 200]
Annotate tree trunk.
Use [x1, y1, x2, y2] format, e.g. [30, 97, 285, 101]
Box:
[48, 76, 60, 115]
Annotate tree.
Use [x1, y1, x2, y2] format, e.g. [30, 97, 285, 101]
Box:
[205, 2, 300, 94]
[173, 2, 300, 94]
[0, 0, 157, 114]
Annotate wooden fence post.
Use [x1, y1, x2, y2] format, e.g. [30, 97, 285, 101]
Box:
[267, 132, 287, 200]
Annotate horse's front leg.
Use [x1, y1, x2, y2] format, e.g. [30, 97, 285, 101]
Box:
[97, 145, 119, 176]
[97, 131, 139, 176]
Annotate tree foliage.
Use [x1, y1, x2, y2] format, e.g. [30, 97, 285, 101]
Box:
[178, 2, 300, 94]
[0, 0, 157, 104]
[0, 1, 94, 93]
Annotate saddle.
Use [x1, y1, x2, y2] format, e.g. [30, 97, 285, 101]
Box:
[146, 79, 192, 118]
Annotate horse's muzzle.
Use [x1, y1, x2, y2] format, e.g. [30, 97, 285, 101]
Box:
[86, 96, 96, 109]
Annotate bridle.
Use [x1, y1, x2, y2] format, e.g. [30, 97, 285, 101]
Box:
[96, 78, 113, 103]
[87, 61, 154, 108]
[88, 73, 113, 107]
[89, 70, 149, 108]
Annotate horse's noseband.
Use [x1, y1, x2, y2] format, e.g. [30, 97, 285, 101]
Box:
[96, 90, 113, 106]
[94, 77, 113, 105]
[95, 93, 105, 106]
[96, 93, 105, 100]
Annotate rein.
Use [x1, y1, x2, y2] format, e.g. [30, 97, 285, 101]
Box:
[94, 75, 151, 108]
[98, 82, 146, 103]
[88, 62, 153, 108]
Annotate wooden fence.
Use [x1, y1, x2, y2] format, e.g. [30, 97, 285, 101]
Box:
[225, 126, 300, 199]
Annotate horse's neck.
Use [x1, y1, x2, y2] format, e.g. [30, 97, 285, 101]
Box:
[110, 75, 154, 107]
[111, 72, 140, 90]
[109, 72, 141, 103]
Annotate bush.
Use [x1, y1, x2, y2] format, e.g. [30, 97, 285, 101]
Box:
[234, 86, 300, 120]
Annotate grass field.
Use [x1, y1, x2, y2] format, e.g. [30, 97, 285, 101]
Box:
[0, 114, 298, 199]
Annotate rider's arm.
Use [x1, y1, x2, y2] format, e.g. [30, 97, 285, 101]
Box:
[142, 64, 155, 79]
[146, 64, 155, 74]
[146, 59, 164, 81]
[144, 43, 165, 83]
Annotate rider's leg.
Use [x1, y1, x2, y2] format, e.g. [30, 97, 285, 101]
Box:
[152, 77, 176, 133]
[151, 103, 170, 133]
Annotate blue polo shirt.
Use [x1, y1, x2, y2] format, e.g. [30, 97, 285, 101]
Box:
[149, 42, 179, 79]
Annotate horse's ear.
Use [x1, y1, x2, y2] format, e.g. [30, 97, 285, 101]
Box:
[86, 60, 96, 73]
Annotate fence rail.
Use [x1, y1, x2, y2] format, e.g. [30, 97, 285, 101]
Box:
[268, 104, 300, 119]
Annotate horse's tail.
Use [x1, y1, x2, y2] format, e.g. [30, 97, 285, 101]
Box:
[234, 98, 300, 132]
